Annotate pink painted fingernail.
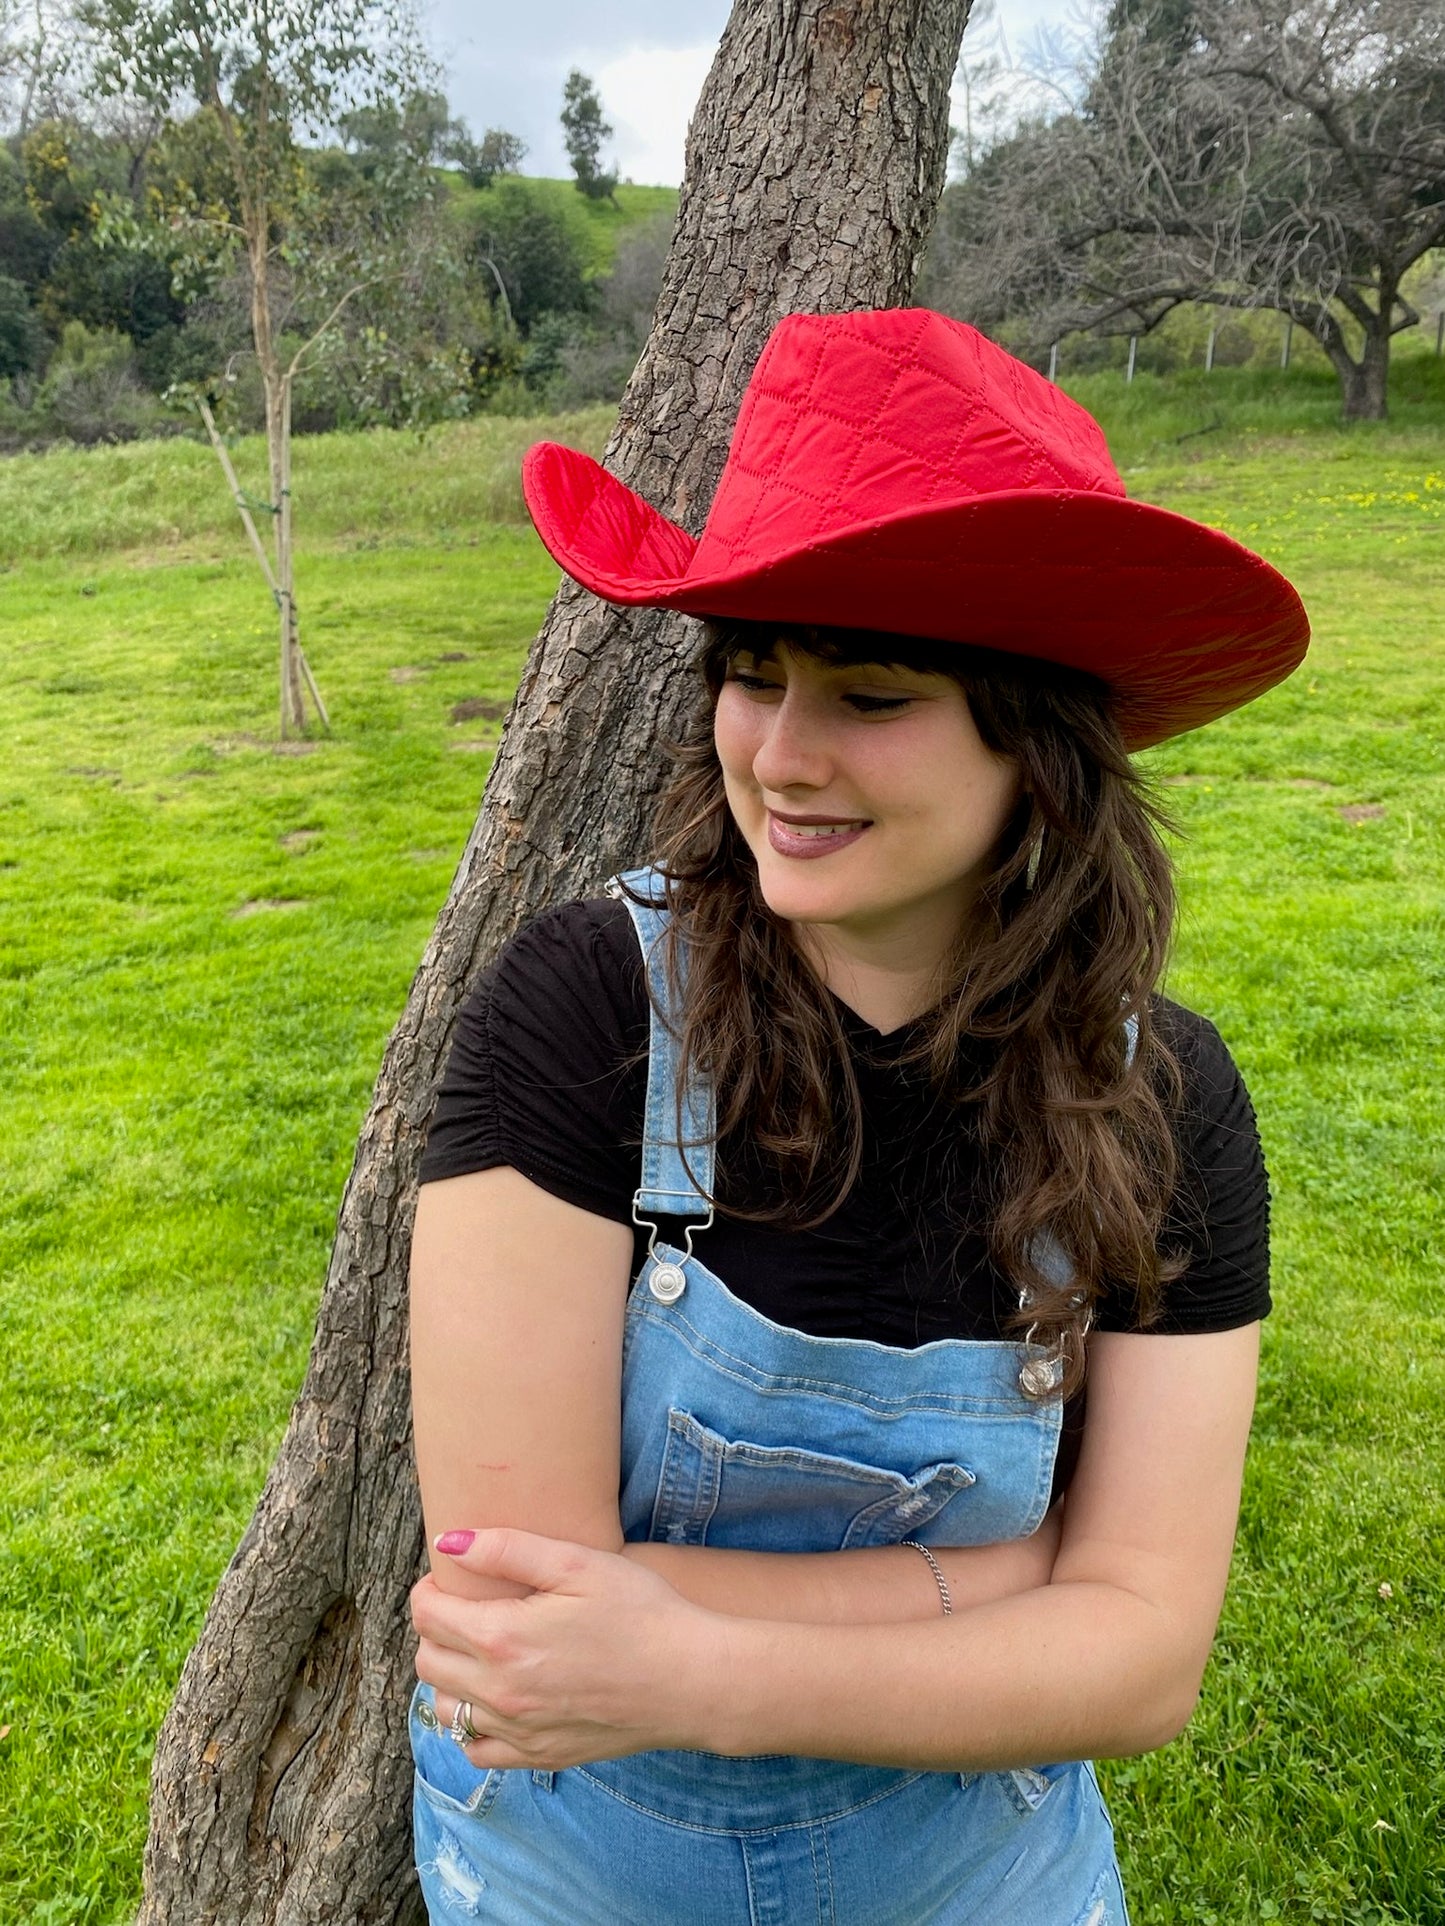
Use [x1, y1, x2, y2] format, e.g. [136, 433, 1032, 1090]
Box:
[435, 1530, 476, 1556]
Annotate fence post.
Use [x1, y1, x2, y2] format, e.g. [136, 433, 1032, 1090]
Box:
[1205, 322, 1217, 373]
[1281, 319, 1293, 369]
[1436, 311, 1443, 357]
[1126, 335, 1137, 383]
[1048, 342, 1059, 383]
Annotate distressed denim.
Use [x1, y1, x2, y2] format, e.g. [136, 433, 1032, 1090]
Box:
[411, 872, 1130, 1924]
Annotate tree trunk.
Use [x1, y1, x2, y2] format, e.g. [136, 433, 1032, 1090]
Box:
[1340, 323, 1390, 421]
[1315, 305, 1391, 422]
[138, 2, 972, 1919]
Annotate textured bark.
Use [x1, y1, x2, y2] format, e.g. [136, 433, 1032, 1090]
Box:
[139, 2, 972, 1919]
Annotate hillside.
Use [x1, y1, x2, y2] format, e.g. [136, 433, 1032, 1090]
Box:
[446, 173, 679, 276]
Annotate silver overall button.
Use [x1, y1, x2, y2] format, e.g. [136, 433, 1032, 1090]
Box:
[1018, 1354, 1061, 1397]
[648, 1261, 687, 1304]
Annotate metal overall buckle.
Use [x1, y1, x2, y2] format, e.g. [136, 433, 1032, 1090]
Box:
[632, 1195, 714, 1304]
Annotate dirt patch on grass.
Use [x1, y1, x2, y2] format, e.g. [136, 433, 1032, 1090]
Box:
[279, 828, 321, 851]
[390, 665, 427, 683]
[230, 897, 309, 918]
[1338, 804, 1387, 823]
[1158, 773, 1342, 791]
[450, 696, 507, 724]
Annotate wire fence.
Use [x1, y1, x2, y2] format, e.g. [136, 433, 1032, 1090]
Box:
[1041, 309, 1445, 384]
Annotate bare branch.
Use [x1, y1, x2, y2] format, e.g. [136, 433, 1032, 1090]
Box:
[921, 0, 1445, 417]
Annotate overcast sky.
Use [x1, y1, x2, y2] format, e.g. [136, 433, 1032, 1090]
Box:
[424, 1, 1098, 188]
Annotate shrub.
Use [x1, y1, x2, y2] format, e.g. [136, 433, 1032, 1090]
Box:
[469, 180, 592, 333]
[37, 322, 176, 444]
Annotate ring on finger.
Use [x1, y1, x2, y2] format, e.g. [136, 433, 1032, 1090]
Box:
[449, 1699, 481, 1746]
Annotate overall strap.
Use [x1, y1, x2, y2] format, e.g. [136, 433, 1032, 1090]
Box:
[609, 866, 715, 1233]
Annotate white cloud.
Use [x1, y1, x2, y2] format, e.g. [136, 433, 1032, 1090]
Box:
[595, 45, 717, 187]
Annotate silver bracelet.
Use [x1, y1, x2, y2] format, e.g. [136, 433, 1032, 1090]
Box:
[900, 1539, 953, 1617]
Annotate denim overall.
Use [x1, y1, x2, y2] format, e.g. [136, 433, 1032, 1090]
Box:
[411, 872, 1131, 1925]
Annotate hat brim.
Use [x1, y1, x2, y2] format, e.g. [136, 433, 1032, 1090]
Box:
[522, 443, 1309, 749]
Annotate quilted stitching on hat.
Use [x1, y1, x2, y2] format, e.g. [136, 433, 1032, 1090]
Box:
[714, 320, 835, 576]
[870, 315, 1106, 494]
[694, 311, 1120, 576]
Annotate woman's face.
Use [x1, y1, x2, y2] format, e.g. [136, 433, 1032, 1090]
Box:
[713, 642, 1023, 954]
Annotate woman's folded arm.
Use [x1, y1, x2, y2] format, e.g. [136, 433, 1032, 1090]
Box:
[677, 1325, 1260, 1769]
[412, 1166, 1059, 1628]
[412, 1167, 1257, 1770]
[619, 1517, 1061, 1623]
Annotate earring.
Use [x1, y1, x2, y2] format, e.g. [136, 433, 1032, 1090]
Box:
[1025, 826, 1044, 890]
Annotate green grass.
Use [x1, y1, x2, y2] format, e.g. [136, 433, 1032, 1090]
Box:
[0, 408, 613, 568]
[1, 367, 1442, 1924]
[1064, 338, 1445, 469]
[1100, 430, 1445, 1926]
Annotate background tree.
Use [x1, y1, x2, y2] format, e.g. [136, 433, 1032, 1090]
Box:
[80, 0, 430, 732]
[560, 65, 617, 202]
[338, 87, 465, 172]
[0, 0, 80, 135]
[925, 0, 1445, 419]
[949, 0, 1009, 177]
[137, 0, 976, 1918]
[23, 116, 180, 343]
[279, 147, 480, 432]
[465, 125, 526, 189]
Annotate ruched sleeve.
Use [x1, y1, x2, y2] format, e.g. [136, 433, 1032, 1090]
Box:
[417, 897, 650, 1227]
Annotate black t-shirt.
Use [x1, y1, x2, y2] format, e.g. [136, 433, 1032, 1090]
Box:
[419, 897, 1271, 1491]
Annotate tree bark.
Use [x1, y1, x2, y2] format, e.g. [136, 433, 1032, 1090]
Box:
[138, 2, 973, 1919]
[1315, 321, 1391, 421]
[1341, 321, 1391, 422]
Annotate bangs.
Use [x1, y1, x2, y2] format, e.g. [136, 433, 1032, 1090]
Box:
[697, 617, 1107, 707]
[700, 616, 963, 679]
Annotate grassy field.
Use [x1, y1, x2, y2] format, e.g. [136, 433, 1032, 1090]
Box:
[0, 365, 1442, 1924]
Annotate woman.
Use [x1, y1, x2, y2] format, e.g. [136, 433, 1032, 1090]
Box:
[406, 309, 1309, 1924]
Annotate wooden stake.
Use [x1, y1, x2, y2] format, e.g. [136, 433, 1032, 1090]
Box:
[279, 380, 332, 735]
[197, 397, 281, 600]
[1126, 335, 1137, 383]
[279, 379, 302, 735]
[1281, 319, 1293, 369]
[1047, 341, 1058, 382]
[296, 640, 332, 733]
[1205, 322, 1217, 373]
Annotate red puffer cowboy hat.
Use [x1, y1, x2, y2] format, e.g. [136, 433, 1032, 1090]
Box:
[521, 308, 1308, 748]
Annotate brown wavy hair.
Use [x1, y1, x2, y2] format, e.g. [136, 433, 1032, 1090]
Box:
[637, 617, 1185, 1398]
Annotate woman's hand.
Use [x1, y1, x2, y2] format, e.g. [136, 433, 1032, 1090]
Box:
[411, 1527, 734, 1771]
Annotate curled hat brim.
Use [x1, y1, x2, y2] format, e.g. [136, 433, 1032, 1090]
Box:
[522, 441, 1309, 750]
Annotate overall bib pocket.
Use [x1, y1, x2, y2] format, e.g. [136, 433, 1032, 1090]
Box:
[651, 1404, 978, 1550]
